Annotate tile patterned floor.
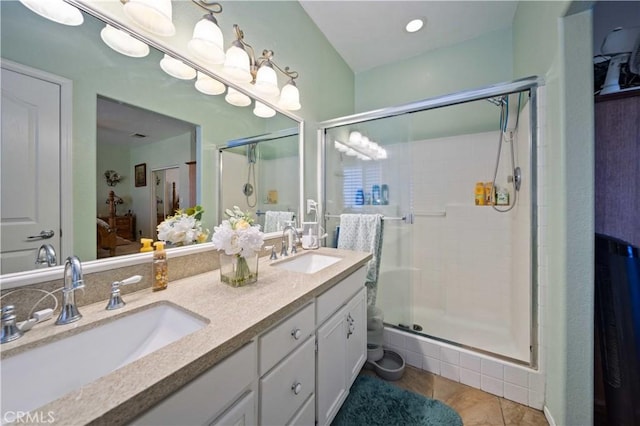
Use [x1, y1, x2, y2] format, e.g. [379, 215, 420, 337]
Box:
[360, 365, 549, 426]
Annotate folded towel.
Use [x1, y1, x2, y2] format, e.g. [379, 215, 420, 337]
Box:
[264, 211, 294, 233]
[337, 214, 384, 305]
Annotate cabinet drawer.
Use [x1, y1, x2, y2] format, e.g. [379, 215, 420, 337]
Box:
[317, 266, 366, 325]
[132, 341, 256, 426]
[287, 394, 315, 426]
[259, 302, 314, 375]
[260, 337, 315, 426]
[210, 389, 255, 426]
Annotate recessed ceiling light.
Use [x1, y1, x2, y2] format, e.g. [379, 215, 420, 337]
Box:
[406, 19, 424, 33]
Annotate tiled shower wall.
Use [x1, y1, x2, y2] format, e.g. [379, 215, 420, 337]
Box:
[220, 151, 298, 229]
[380, 86, 548, 411]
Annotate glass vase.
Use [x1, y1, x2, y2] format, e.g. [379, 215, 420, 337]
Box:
[218, 252, 259, 287]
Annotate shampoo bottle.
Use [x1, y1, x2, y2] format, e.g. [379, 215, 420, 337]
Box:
[152, 241, 168, 291]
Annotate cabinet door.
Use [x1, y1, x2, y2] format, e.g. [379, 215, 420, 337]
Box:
[346, 287, 367, 386]
[316, 305, 348, 426]
[210, 390, 255, 426]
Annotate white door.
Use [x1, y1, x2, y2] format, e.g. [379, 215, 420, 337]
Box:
[316, 305, 348, 426]
[1, 65, 61, 274]
[345, 287, 367, 386]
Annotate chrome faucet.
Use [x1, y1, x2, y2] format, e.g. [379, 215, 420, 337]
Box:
[281, 223, 299, 257]
[56, 256, 84, 325]
[35, 244, 57, 268]
[1, 305, 23, 344]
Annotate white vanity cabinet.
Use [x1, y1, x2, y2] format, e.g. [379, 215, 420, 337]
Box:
[316, 267, 367, 426]
[131, 340, 257, 426]
[130, 264, 368, 426]
[258, 302, 316, 425]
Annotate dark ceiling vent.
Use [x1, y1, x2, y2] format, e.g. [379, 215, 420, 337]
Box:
[130, 133, 147, 139]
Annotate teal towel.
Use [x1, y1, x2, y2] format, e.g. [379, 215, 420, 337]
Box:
[337, 214, 384, 305]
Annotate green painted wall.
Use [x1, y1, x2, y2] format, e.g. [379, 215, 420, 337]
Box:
[1, 1, 354, 260]
[355, 28, 513, 112]
[513, 2, 594, 425]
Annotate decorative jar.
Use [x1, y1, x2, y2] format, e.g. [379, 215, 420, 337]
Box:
[219, 252, 259, 287]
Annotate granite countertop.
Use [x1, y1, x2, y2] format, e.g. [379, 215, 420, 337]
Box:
[1, 248, 371, 426]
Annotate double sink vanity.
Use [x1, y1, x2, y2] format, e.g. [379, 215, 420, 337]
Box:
[0, 248, 371, 425]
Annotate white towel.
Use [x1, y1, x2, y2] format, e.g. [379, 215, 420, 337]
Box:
[337, 214, 384, 305]
[264, 211, 294, 233]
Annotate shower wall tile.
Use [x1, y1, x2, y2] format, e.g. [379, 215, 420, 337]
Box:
[441, 347, 460, 365]
[528, 372, 545, 394]
[441, 362, 460, 382]
[504, 365, 528, 387]
[460, 368, 482, 388]
[481, 375, 504, 397]
[482, 358, 504, 380]
[422, 355, 441, 375]
[460, 352, 482, 372]
[390, 329, 546, 410]
[528, 390, 545, 410]
[383, 328, 406, 348]
[405, 350, 423, 368]
[504, 383, 529, 406]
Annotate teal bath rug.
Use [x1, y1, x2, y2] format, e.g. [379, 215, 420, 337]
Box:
[332, 375, 463, 426]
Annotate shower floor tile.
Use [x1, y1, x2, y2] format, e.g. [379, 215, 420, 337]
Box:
[359, 365, 548, 426]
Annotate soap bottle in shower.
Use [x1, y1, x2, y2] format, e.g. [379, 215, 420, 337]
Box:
[496, 186, 509, 205]
[152, 241, 168, 291]
[475, 182, 485, 205]
[372, 185, 381, 205]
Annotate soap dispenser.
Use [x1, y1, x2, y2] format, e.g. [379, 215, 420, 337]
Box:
[140, 238, 153, 253]
[152, 241, 168, 291]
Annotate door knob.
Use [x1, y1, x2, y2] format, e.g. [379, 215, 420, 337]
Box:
[27, 230, 55, 240]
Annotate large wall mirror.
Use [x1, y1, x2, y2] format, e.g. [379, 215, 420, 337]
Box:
[0, 1, 303, 278]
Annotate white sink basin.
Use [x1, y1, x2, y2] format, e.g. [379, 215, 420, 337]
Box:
[0, 303, 206, 422]
[272, 252, 341, 274]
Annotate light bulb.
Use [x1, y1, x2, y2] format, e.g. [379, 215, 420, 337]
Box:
[223, 44, 252, 83]
[188, 17, 225, 64]
[278, 82, 301, 111]
[100, 25, 149, 58]
[254, 64, 280, 97]
[123, 0, 175, 37]
[159, 54, 196, 80]
[19, 0, 83, 26]
[225, 87, 251, 107]
[195, 72, 225, 95]
[253, 101, 276, 118]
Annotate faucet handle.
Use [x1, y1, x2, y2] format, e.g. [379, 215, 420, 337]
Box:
[265, 245, 278, 260]
[106, 275, 142, 311]
[1, 305, 23, 344]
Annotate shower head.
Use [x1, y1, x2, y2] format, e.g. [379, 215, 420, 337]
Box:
[247, 143, 257, 164]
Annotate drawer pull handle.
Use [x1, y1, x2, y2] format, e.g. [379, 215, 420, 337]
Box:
[291, 328, 302, 340]
[292, 382, 302, 395]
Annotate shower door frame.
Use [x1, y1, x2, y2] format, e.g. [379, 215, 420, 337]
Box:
[217, 126, 305, 238]
[317, 76, 541, 368]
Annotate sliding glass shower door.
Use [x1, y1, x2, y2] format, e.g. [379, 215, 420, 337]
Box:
[320, 81, 537, 365]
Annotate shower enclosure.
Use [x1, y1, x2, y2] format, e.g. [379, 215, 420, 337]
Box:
[218, 127, 302, 233]
[319, 78, 539, 365]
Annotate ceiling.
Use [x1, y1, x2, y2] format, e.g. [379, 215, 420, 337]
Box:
[97, 97, 195, 146]
[299, 1, 519, 73]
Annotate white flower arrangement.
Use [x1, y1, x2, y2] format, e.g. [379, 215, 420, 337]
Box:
[157, 205, 209, 246]
[211, 206, 264, 257]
